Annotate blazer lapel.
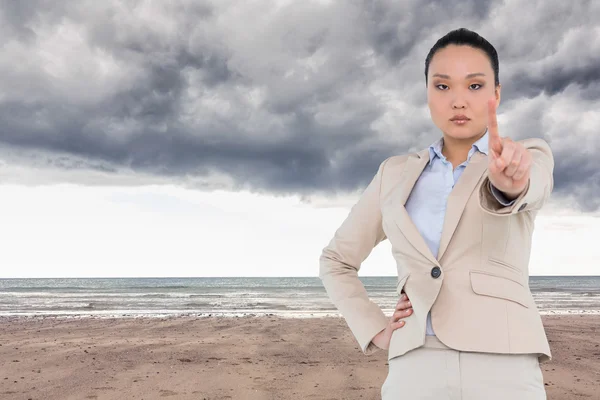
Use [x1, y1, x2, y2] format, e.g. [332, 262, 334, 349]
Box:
[436, 151, 488, 261]
[387, 148, 440, 267]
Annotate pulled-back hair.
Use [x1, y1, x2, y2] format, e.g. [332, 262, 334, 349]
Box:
[424, 28, 500, 87]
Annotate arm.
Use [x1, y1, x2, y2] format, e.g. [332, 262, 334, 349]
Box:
[489, 182, 516, 206]
[479, 138, 554, 215]
[318, 157, 391, 355]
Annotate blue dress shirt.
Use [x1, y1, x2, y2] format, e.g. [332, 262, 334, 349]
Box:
[404, 129, 515, 336]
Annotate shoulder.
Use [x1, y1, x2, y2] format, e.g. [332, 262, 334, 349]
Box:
[517, 137, 551, 150]
[516, 137, 554, 164]
[375, 152, 421, 191]
[378, 153, 418, 173]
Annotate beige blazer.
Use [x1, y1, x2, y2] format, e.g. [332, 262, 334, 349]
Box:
[319, 138, 554, 364]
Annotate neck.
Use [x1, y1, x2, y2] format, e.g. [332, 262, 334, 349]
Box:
[441, 129, 487, 167]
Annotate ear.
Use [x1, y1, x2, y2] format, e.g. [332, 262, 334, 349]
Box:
[495, 84, 501, 108]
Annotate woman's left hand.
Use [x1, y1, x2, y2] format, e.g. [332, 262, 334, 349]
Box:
[487, 98, 532, 199]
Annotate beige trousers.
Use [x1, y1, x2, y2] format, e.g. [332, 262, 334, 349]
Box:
[381, 336, 546, 400]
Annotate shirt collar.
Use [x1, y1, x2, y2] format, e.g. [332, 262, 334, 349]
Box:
[428, 128, 489, 164]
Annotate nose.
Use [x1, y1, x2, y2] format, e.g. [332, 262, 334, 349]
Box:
[452, 101, 466, 109]
[451, 93, 467, 109]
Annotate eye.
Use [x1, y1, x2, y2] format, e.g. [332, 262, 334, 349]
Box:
[434, 83, 483, 90]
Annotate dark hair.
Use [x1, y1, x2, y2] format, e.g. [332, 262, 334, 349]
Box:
[424, 28, 499, 87]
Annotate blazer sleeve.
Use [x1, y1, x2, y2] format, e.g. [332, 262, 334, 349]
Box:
[479, 138, 554, 215]
[318, 157, 391, 355]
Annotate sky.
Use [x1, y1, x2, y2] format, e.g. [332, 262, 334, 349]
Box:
[0, 0, 598, 278]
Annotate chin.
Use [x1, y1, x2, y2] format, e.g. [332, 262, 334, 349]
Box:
[444, 125, 483, 140]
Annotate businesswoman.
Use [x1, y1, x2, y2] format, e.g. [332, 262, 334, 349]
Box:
[319, 28, 553, 399]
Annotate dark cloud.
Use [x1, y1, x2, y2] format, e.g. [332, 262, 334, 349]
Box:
[363, 0, 494, 65]
[551, 150, 600, 212]
[510, 61, 600, 99]
[0, 0, 597, 211]
[0, 0, 46, 43]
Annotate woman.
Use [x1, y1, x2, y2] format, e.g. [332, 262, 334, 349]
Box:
[319, 28, 553, 399]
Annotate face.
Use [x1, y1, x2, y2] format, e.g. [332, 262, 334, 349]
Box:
[427, 45, 501, 141]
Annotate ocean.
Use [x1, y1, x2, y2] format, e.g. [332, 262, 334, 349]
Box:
[0, 276, 599, 319]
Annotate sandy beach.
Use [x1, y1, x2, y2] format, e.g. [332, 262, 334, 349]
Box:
[0, 314, 598, 399]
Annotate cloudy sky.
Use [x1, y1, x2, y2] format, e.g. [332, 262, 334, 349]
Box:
[0, 0, 598, 278]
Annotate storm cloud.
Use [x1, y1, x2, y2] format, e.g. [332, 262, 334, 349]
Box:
[0, 0, 598, 210]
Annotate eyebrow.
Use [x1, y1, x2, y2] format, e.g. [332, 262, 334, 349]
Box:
[432, 73, 486, 79]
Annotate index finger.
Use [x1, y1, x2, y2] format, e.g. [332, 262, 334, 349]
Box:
[487, 98, 501, 152]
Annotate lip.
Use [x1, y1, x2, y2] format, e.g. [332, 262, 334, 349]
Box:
[450, 115, 470, 121]
[451, 119, 469, 125]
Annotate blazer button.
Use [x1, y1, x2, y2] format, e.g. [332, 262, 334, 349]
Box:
[431, 266, 442, 279]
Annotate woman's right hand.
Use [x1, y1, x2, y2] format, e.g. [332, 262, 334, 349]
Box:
[371, 292, 413, 350]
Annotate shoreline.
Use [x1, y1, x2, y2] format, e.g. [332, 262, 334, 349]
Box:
[1, 307, 599, 320]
